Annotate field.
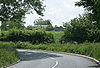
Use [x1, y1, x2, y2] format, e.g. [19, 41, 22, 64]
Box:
[46, 31, 64, 43]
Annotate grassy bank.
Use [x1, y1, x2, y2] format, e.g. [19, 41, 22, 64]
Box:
[0, 42, 20, 68]
[2, 42, 99, 61]
[0, 41, 99, 67]
[24, 43, 100, 61]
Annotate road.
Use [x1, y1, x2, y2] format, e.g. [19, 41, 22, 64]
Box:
[7, 49, 99, 68]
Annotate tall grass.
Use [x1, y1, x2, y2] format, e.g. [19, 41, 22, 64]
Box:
[0, 41, 99, 65]
[1, 42, 99, 61]
[0, 42, 20, 67]
[29, 43, 100, 60]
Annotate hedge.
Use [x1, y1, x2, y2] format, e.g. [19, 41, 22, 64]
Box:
[0, 29, 54, 44]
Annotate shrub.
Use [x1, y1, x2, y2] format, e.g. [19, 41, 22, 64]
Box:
[0, 29, 55, 44]
[15, 42, 33, 49]
[60, 15, 100, 43]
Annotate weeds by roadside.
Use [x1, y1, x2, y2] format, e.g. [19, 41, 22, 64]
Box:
[1, 42, 99, 61]
[0, 42, 20, 68]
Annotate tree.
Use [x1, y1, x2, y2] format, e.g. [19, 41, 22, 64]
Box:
[0, 0, 44, 30]
[34, 18, 52, 26]
[75, 0, 100, 29]
[60, 15, 100, 43]
[0, 0, 44, 22]
[53, 25, 64, 31]
[1, 21, 25, 30]
[46, 25, 53, 31]
[34, 18, 53, 31]
[26, 25, 33, 30]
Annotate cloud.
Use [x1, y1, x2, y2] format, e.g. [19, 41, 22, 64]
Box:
[25, 0, 84, 26]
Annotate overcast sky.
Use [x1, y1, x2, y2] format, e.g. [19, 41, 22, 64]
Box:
[24, 0, 84, 26]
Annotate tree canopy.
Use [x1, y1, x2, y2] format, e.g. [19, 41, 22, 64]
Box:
[0, 0, 44, 22]
[34, 18, 52, 26]
[75, 0, 100, 28]
[61, 15, 100, 43]
[1, 21, 25, 30]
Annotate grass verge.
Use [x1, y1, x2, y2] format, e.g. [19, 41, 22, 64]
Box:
[29, 43, 100, 61]
[0, 42, 20, 68]
[0, 41, 99, 63]
[3, 41, 99, 61]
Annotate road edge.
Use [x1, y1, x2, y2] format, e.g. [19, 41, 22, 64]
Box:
[1, 60, 20, 68]
[23, 49, 100, 65]
[4, 49, 100, 68]
[65, 53, 100, 65]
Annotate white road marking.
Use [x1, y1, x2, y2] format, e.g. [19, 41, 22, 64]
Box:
[51, 58, 59, 68]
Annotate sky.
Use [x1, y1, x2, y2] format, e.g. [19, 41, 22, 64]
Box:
[24, 0, 84, 26]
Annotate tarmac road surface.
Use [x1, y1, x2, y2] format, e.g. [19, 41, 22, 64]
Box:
[7, 49, 99, 68]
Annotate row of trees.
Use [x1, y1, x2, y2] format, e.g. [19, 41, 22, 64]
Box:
[27, 18, 64, 31]
[27, 25, 64, 31]
[0, 17, 64, 31]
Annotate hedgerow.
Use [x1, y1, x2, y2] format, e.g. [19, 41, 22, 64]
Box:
[0, 29, 54, 44]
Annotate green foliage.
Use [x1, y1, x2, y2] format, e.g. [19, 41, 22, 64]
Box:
[32, 27, 44, 31]
[0, 42, 20, 67]
[0, 0, 44, 31]
[60, 15, 100, 43]
[75, 0, 100, 28]
[0, 0, 44, 22]
[14, 42, 33, 49]
[26, 25, 33, 30]
[28, 43, 100, 61]
[1, 21, 25, 30]
[46, 25, 54, 31]
[33, 18, 54, 31]
[2, 41, 99, 60]
[0, 29, 55, 44]
[53, 25, 64, 31]
[47, 31, 64, 43]
[34, 18, 52, 26]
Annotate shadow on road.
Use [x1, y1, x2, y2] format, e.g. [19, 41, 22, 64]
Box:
[19, 51, 62, 61]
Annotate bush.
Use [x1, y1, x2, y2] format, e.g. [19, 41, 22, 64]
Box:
[14, 42, 33, 49]
[0, 42, 20, 67]
[0, 29, 55, 44]
[60, 15, 100, 43]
